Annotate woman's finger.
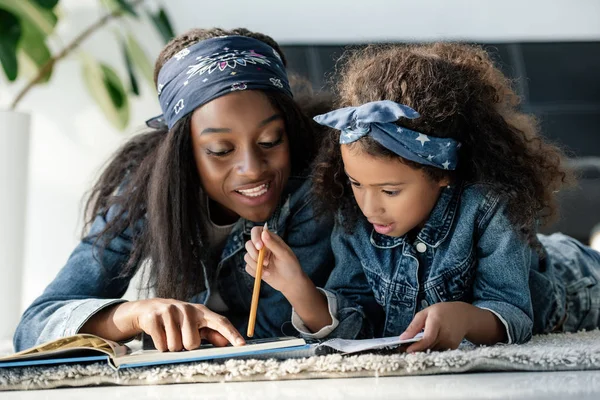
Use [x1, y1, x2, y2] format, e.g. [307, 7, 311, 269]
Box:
[196, 307, 245, 346]
[140, 314, 168, 352]
[200, 327, 230, 347]
[180, 306, 202, 350]
[162, 307, 183, 352]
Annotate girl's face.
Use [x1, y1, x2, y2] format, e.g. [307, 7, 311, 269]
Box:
[341, 144, 448, 237]
[191, 90, 291, 224]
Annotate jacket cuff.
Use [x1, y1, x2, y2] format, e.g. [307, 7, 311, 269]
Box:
[291, 288, 339, 339]
[474, 300, 533, 345]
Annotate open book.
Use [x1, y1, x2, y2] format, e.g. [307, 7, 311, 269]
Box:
[0, 332, 423, 370]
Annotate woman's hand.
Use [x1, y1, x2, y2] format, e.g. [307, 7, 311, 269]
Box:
[399, 302, 506, 352]
[81, 299, 246, 352]
[244, 225, 306, 295]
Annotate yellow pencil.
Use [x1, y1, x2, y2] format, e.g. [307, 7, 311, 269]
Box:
[247, 223, 268, 337]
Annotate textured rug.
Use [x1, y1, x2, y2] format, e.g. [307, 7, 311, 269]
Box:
[1, 330, 600, 391]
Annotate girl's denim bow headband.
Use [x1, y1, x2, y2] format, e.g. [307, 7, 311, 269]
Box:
[313, 100, 461, 170]
[147, 35, 292, 130]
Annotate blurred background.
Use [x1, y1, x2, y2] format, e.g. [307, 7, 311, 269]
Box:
[0, 0, 599, 337]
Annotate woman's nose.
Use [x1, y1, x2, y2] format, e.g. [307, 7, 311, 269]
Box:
[236, 148, 264, 179]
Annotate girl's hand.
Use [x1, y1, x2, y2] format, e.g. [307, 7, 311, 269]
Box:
[399, 302, 473, 352]
[244, 225, 306, 295]
[81, 299, 246, 352]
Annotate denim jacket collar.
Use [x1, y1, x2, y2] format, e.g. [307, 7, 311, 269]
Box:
[370, 182, 462, 249]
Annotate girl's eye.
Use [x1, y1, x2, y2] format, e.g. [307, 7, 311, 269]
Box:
[206, 148, 233, 156]
[259, 135, 284, 149]
[383, 189, 400, 197]
[349, 180, 361, 188]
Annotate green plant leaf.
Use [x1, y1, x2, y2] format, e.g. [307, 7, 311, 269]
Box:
[0, 0, 57, 36]
[122, 40, 139, 95]
[125, 32, 154, 91]
[31, 0, 59, 9]
[148, 8, 174, 44]
[17, 18, 53, 83]
[102, 0, 137, 17]
[0, 8, 22, 81]
[81, 54, 130, 130]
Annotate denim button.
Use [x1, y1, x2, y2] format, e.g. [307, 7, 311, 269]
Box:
[416, 242, 427, 253]
[421, 299, 429, 309]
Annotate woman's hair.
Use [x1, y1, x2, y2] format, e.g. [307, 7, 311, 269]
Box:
[312, 43, 572, 246]
[84, 28, 330, 300]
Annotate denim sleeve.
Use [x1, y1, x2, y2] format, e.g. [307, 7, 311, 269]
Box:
[13, 207, 136, 351]
[295, 221, 383, 340]
[473, 199, 534, 344]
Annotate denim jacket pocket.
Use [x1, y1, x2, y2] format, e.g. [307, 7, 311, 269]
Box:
[361, 263, 387, 308]
[430, 251, 476, 303]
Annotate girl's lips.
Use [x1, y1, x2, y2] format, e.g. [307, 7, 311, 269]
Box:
[372, 222, 395, 235]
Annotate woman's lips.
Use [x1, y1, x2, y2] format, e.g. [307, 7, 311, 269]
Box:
[232, 181, 274, 206]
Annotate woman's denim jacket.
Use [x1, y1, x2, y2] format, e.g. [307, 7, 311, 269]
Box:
[14, 176, 334, 351]
[322, 182, 540, 344]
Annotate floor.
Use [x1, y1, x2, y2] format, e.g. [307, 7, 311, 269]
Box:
[3, 340, 600, 398]
[1, 371, 599, 399]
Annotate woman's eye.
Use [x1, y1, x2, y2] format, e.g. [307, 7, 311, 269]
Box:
[206, 148, 233, 156]
[259, 136, 284, 149]
[349, 180, 361, 188]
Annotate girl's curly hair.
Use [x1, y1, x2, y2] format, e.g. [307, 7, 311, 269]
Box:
[312, 43, 573, 246]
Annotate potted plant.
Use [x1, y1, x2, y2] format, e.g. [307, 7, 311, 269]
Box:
[0, 0, 174, 340]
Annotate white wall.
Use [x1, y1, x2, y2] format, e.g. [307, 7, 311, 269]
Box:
[1, 0, 599, 316]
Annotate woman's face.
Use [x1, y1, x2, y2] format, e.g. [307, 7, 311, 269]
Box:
[191, 90, 291, 224]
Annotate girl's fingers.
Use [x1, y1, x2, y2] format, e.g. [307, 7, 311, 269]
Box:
[261, 229, 291, 260]
[245, 240, 259, 261]
[250, 226, 264, 250]
[406, 317, 440, 353]
[400, 310, 427, 340]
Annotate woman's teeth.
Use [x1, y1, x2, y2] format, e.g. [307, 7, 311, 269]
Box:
[236, 183, 269, 197]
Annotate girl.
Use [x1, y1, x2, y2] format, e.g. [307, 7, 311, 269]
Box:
[244, 43, 600, 351]
[14, 28, 335, 352]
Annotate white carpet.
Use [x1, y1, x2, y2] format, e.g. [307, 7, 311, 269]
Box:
[1, 330, 599, 391]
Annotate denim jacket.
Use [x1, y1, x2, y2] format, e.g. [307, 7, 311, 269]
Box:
[321, 182, 539, 344]
[14, 176, 334, 351]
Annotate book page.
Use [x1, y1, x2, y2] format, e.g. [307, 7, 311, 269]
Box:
[113, 337, 307, 368]
[319, 332, 424, 354]
[0, 334, 128, 362]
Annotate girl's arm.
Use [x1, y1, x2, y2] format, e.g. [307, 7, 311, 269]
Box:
[245, 226, 333, 333]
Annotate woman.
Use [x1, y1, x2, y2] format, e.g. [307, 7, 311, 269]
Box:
[14, 28, 334, 352]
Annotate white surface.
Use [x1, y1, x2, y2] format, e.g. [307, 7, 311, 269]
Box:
[1, 371, 600, 399]
[0, 111, 30, 341]
[170, 0, 600, 43]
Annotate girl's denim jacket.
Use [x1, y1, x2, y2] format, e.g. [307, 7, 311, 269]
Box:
[319, 182, 544, 344]
[14, 177, 334, 352]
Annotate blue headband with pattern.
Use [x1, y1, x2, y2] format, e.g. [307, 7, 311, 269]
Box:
[313, 100, 461, 170]
[149, 35, 293, 129]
